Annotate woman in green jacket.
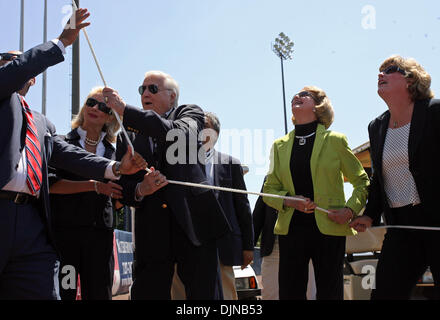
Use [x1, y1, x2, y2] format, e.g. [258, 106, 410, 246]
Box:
[263, 86, 369, 300]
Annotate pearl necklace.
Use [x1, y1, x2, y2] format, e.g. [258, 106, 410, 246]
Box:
[295, 132, 315, 146]
[85, 136, 99, 146]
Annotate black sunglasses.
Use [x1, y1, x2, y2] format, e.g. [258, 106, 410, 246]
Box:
[292, 91, 317, 103]
[86, 98, 112, 115]
[383, 65, 406, 75]
[138, 84, 172, 95]
[0, 52, 21, 61]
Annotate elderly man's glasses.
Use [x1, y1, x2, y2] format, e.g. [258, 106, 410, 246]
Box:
[383, 65, 406, 75]
[86, 98, 112, 115]
[138, 84, 172, 95]
[0, 52, 21, 61]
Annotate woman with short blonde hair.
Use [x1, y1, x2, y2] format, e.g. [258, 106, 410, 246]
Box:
[291, 85, 335, 129]
[379, 55, 434, 101]
[264, 86, 369, 299]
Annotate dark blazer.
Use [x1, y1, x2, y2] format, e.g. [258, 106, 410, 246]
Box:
[116, 104, 230, 248]
[252, 181, 278, 258]
[49, 128, 117, 229]
[213, 151, 253, 266]
[0, 41, 114, 243]
[364, 99, 440, 226]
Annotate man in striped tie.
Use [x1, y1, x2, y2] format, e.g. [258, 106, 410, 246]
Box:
[0, 8, 147, 300]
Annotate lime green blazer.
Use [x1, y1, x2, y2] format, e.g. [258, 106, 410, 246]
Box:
[263, 124, 369, 236]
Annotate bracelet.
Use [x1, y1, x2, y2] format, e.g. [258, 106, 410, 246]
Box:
[135, 182, 143, 197]
[94, 181, 100, 194]
[135, 183, 145, 201]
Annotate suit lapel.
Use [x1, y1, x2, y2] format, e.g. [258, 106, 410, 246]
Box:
[65, 129, 82, 148]
[278, 131, 295, 193]
[310, 124, 328, 182]
[134, 133, 153, 163]
[408, 100, 428, 165]
[371, 111, 390, 176]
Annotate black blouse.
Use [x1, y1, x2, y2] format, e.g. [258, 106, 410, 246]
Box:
[290, 121, 318, 224]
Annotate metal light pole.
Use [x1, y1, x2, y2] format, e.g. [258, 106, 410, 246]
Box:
[272, 32, 294, 135]
[71, 0, 80, 118]
[20, 0, 24, 52]
[42, 0, 47, 115]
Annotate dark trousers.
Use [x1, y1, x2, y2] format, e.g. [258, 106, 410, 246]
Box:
[372, 204, 440, 300]
[278, 214, 346, 300]
[0, 199, 59, 300]
[54, 227, 114, 300]
[131, 209, 221, 300]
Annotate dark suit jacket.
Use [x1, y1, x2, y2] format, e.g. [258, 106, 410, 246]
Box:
[213, 151, 253, 266]
[364, 99, 440, 226]
[0, 41, 114, 244]
[252, 179, 278, 257]
[116, 104, 230, 250]
[49, 128, 117, 229]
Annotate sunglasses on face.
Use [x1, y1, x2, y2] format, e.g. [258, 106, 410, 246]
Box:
[292, 91, 317, 103]
[86, 98, 112, 115]
[0, 52, 21, 61]
[138, 84, 172, 95]
[382, 65, 406, 75]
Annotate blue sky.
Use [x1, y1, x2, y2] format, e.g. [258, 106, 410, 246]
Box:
[2, 0, 440, 209]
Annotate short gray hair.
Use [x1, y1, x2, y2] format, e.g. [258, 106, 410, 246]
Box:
[144, 70, 180, 108]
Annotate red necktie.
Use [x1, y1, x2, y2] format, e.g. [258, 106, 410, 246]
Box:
[20, 96, 43, 195]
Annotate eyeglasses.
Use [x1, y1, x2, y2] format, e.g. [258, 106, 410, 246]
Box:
[138, 84, 172, 95]
[292, 91, 317, 103]
[382, 65, 406, 75]
[0, 52, 21, 61]
[86, 98, 112, 115]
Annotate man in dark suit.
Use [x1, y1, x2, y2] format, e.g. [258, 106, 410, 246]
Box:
[203, 112, 253, 300]
[0, 8, 146, 300]
[104, 72, 230, 300]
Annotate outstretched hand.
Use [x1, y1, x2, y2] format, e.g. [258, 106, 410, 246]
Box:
[119, 146, 147, 175]
[58, 8, 91, 48]
[283, 195, 316, 214]
[327, 207, 354, 225]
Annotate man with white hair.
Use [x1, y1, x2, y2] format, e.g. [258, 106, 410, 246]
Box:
[104, 72, 230, 300]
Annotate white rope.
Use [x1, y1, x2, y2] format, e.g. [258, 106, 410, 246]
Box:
[146, 165, 331, 214]
[71, 2, 134, 155]
[372, 225, 440, 231]
[168, 179, 330, 214]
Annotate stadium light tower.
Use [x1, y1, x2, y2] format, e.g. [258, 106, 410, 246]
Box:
[272, 32, 294, 135]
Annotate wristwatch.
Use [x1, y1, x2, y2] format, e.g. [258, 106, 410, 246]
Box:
[114, 162, 122, 177]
